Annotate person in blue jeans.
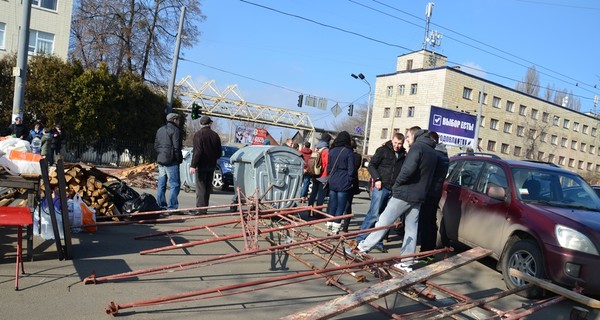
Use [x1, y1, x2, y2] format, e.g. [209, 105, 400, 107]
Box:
[325, 131, 354, 234]
[154, 113, 183, 211]
[356, 132, 405, 252]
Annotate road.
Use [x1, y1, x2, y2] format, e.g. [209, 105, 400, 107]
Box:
[0, 187, 598, 319]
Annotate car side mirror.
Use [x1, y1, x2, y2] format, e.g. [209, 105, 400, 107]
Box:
[487, 184, 506, 201]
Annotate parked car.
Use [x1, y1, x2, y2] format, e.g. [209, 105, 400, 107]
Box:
[438, 153, 600, 298]
[181, 145, 240, 192]
[592, 185, 600, 198]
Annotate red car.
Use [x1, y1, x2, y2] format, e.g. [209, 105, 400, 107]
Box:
[438, 153, 600, 298]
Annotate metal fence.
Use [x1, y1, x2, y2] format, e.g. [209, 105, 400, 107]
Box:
[62, 139, 156, 168]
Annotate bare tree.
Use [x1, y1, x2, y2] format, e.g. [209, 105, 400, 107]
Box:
[553, 89, 581, 111]
[515, 65, 540, 97]
[332, 103, 369, 136]
[543, 83, 554, 101]
[70, 0, 205, 83]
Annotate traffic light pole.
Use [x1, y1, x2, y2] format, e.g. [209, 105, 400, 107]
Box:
[11, 0, 32, 123]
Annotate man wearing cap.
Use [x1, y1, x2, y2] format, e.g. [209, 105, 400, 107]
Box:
[154, 113, 183, 211]
[190, 115, 221, 214]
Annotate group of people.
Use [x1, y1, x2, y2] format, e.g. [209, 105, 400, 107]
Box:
[154, 113, 221, 215]
[7, 116, 65, 165]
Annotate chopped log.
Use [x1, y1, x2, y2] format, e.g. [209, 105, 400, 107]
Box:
[50, 177, 58, 185]
[95, 181, 103, 189]
[0, 198, 12, 206]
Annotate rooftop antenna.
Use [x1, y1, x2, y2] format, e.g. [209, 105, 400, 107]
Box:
[422, 2, 443, 66]
[422, 2, 434, 50]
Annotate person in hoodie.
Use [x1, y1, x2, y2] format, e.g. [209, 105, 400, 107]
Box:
[299, 141, 313, 199]
[307, 132, 331, 218]
[325, 131, 354, 234]
[353, 126, 438, 272]
[418, 131, 450, 253]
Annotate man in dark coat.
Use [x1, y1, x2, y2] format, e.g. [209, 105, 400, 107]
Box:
[418, 131, 450, 252]
[8, 116, 26, 139]
[355, 133, 406, 251]
[355, 127, 438, 272]
[154, 113, 183, 210]
[190, 116, 222, 214]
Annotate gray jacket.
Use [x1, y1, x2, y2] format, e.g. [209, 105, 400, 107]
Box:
[154, 121, 182, 165]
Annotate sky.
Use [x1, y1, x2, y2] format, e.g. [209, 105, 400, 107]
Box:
[177, 0, 600, 142]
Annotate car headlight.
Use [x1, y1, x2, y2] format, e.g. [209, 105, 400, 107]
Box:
[555, 225, 599, 255]
[224, 162, 233, 169]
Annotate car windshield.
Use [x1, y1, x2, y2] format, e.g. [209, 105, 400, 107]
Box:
[222, 146, 239, 158]
[511, 167, 600, 211]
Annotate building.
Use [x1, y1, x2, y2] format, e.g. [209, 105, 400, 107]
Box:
[0, 0, 73, 60]
[370, 50, 600, 179]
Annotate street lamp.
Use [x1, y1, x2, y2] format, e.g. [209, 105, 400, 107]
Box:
[351, 73, 372, 155]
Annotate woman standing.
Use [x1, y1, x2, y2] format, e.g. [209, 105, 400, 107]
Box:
[325, 131, 354, 234]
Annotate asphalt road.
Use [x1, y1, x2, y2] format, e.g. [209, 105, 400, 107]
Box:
[0, 187, 598, 319]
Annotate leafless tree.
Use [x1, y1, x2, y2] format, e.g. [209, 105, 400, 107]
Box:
[553, 89, 581, 111]
[515, 65, 540, 97]
[70, 0, 205, 83]
[543, 83, 554, 101]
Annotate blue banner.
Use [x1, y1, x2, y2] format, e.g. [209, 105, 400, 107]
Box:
[428, 106, 477, 147]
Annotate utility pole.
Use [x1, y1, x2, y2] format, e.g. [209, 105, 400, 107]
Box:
[166, 6, 186, 114]
[12, 0, 32, 122]
[472, 85, 484, 151]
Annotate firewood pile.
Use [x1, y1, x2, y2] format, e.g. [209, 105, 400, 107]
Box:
[109, 163, 158, 189]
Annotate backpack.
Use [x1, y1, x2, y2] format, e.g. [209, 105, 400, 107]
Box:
[306, 149, 323, 177]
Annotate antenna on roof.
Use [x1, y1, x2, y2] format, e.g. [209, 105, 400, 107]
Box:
[422, 2, 434, 50]
[422, 3, 443, 66]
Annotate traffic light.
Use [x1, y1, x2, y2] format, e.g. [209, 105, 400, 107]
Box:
[191, 102, 202, 120]
[297, 94, 303, 108]
[348, 104, 354, 116]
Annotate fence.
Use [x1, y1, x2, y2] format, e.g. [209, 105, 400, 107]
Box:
[62, 139, 156, 168]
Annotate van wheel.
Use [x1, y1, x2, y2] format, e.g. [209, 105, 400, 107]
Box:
[501, 239, 546, 298]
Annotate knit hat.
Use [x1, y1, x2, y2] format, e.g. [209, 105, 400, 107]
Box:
[166, 113, 179, 122]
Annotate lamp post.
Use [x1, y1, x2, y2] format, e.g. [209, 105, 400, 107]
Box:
[351, 73, 372, 155]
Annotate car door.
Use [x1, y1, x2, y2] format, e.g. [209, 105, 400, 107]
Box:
[440, 159, 478, 242]
[458, 162, 510, 255]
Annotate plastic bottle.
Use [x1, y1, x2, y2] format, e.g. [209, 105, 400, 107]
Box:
[31, 136, 42, 154]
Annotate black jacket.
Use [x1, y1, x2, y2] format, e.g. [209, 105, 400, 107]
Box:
[154, 121, 182, 165]
[427, 143, 450, 200]
[367, 140, 406, 190]
[191, 126, 222, 170]
[392, 130, 438, 204]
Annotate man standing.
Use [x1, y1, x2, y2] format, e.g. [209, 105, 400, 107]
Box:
[355, 133, 406, 252]
[418, 131, 449, 253]
[190, 115, 221, 214]
[154, 113, 183, 210]
[299, 141, 313, 200]
[8, 116, 26, 139]
[354, 126, 438, 272]
[50, 124, 65, 163]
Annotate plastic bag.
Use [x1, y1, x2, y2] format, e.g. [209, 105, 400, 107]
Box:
[69, 195, 83, 233]
[79, 199, 97, 233]
[36, 198, 64, 240]
[7, 150, 42, 175]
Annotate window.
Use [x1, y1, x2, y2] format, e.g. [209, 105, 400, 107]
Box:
[501, 143, 509, 154]
[381, 128, 388, 139]
[593, 127, 598, 137]
[32, 0, 57, 10]
[580, 143, 586, 152]
[571, 140, 577, 150]
[561, 137, 567, 147]
[513, 146, 522, 157]
[559, 156, 565, 165]
[573, 122, 580, 132]
[398, 85, 405, 95]
[407, 106, 415, 117]
[406, 59, 413, 70]
[386, 86, 393, 97]
[0, 23, 5, 50]
[383, 107, 390, 118]
[394, 107, 402, 117]
[551, 135, 557, 145]
[478, 92, 488, 104]
[588, 162, 594, 171]
[553, 115, 560, 126]
[487, 140, 496, 151]
[462, 87, 473, 100]
[28, 29, 55, 55]
[492, 96, 501, 108]
[410, 83, 417, 95]
[503, 122, 512, 133]
[548, 154, 555, 163]
[479, 115, 485, 127]
[526, 149, 534, 160]
[490, 119, 499, 130]
[542, 112, 549, 123]
[506, 101, 514, 112]
[516, 126, 524, 137]
[563, 119, 570, 129]
[528, 129, 536, 139]
[578, 160, 584, 170]
[519, 105, 527, 116]
[530, 108, 538, 120]
[583, 124, 589, 134]
[597, 165, 600, 172]
[537, 151, 544, 161]
[540, 132, 547, 142]
[568, 158, 575, 168]
[393, 128, 400, 134]
[591, 145, 595, 155]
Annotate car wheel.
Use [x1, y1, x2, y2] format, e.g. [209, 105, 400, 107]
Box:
[212, 168, 225, 191]
[501, 239, 546, 298]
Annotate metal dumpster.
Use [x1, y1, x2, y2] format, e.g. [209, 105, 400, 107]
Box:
[231, 145, 303, 209]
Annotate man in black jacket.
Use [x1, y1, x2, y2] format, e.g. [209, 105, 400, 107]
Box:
[354, 127, 438, 272]
[190, 116, 222, 214]
[355, 133, 406, 251]
[154, 113, 183, 211]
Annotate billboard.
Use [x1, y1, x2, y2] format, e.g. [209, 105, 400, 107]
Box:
[234, 126, 269, 145]
[428, 105, 477, 148]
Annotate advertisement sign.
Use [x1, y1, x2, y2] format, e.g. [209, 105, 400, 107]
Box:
[234, 126, 269, 145]
[428, 105, 477, 147]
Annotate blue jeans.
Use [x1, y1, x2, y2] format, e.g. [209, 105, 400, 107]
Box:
[157, 164, 180, 210]
[356, 187, 392, 244]
[301, 174, 311, 198]
[358, 197, 421, 261]
[328, 190, 349, 224]
[308, 177, 327, 206]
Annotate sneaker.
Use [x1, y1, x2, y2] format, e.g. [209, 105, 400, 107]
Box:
[373, 244, 388, 253]
[393, 262, 413, 273]
[344, 247, 366, 259]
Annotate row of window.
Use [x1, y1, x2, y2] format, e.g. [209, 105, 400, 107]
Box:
[463, 87, 594, 135]
[382, 106, 415, 118]
[486, 140, 600, 172]
[385, 83, 418, 97]
[0, 22, 55, 55]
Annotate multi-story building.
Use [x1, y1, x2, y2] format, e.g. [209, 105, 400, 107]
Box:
[0, 0, 73, 60]
[371, 50, 600, 179]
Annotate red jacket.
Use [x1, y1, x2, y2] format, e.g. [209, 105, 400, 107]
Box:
[299, 147, 312, 169]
